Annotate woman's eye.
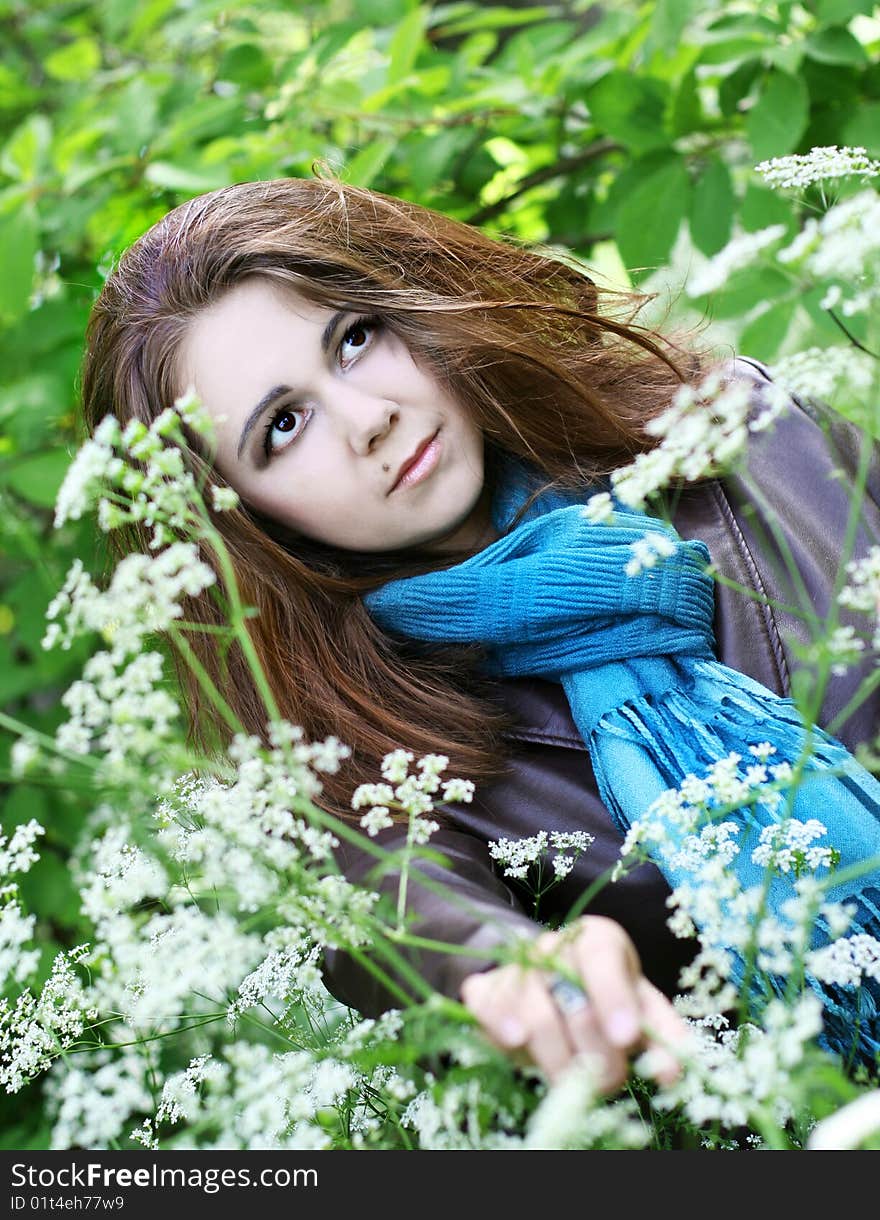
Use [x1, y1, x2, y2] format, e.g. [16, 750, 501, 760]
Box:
[339, 316, 380, 365]
[262, 406, 308, 457]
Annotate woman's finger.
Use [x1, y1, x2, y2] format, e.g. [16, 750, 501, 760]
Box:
[461, 966, 576, 1082]
[569, 918, 643, 1050]
[553, 993, 628, 1091]
[635, 976, 693, 1084]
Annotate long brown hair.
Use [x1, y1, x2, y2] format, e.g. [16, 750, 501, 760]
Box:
[80, 174, 708, 823]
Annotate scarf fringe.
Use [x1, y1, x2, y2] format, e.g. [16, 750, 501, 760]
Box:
[587, 660, 880, 1066]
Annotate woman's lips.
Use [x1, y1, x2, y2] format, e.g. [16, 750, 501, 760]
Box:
[391, 431, 441, 492]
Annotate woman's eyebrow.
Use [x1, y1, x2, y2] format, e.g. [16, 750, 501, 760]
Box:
[236, 384, 290, 459]
[235, 310, 347, 458]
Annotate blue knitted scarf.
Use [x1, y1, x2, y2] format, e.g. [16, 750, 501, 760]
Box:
[363, 453, 880, 1067]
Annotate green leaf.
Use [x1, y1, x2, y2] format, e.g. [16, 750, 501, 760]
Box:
[746, 71, 809, 161]
[815, 0, 876, 26]
[737, 298, 797, 362]
[216, 43, 273, 89]
[670, 67, 702, 137]
[2, 449, 72, 507]
[1, 114, 52, 182]
[646, 0, 703, 54]
[587, 72, 671, 156]
[345, 138, 396, 188]
[44, 38, 102, 82]
[718, 58, 762, 117]
[740, 183, 795, 233]
[805, 26, 869, 65]
[697, 266, 791, 319]
[843, 103, 880, 157]
[143, 161, 231, 193]
[616, 157, 690, 279]
[690, 157, 734, 256]
[387, 5, 427, 83]
[0, 205, 36, 327]
[697, 38, 769, 66]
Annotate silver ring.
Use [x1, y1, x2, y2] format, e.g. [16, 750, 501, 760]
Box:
[548, 972, 589, 1016]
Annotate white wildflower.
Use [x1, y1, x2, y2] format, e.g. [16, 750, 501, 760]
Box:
[750, 818, 836, 876]
[838, 547, 880, 650]
[778, 189, 880, 318]
[227, 943, 327, 1023]
[755, 146, 880, 190]
[351, 782, 396, 811]
[582, 491, 614, 523]
[488, 832, 549, 878]
[441, 777, 475, 803]
[624, 530, 677, 577]
[769, 346, 877, 408]
[611, 370, 788, 508]
[359, 806, 394, 836]
[686, 225, 786, 297]
[210, 485, 239, 511]
[380, 749, 414, 784]
[0, 950, 97, 1093]
[54, 428, 119, 528]
[47, 1044, 154, 1149]
[524, 1055, 647, 1150]
[807, 933, 880, 987]
[43, 543, 216, 657]
[0, 820, 44, 876]
[807, 1090, 880, 1150]
[10, 738, 40, 778]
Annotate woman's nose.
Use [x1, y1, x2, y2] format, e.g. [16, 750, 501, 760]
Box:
[330, 383, 398, 454]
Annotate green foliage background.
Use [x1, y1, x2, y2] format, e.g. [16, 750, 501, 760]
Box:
[1, 0, 879, 1147]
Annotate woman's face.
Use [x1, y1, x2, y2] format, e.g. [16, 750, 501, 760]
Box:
[177, 278, 496, 554]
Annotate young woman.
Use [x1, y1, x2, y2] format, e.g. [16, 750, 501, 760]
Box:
[80, 176, 880, 1092]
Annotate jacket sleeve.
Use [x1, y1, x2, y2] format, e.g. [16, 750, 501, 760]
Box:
[321, 820, 540, 1017]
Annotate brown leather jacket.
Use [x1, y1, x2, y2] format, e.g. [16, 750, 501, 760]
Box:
[322, 358, 880, 1016]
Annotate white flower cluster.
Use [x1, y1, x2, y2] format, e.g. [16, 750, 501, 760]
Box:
[9, 737, 41, 779]
[46, 1045, 155, 1150]
[686, 224, 787, 298]
[1, 821, 46, 991]
[401, 1077, 521, 1150]
[137, 1039, 407, 1150]
[620, 746, 856, 1024]
[156, 1054, 220, 1124]
[153, 749, 341, 916]
[769, 346, 878, 408]
[806, 933, 880, 988]
[523, 1055, 648, 1150]
[650, 995, 824, 1131]
[607, 369, 789, 510]
[43, 543, 216, 660]
[54, 651, 180, 773]
[92, 905, 265, 1032]
[750, 818, 838, 876]
[488, 829, 594, 881]
[620, 748, 790, 863]
[78, 820, 169, 922]
[0, 946, 97, 1093]
[352, 750, 473, 840]
[1, 896, 39, 990]
[755, 146, 880, 190]
[227, 941, 328, 1023]
[54, 392, 233, 547]
[0, 819, 44, 877]
[838, 546, 880, 650]
[777, 188, 880, 318]
[624, 530, 676, 578]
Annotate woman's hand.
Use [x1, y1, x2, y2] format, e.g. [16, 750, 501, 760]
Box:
[459, 914, 692, 1091]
